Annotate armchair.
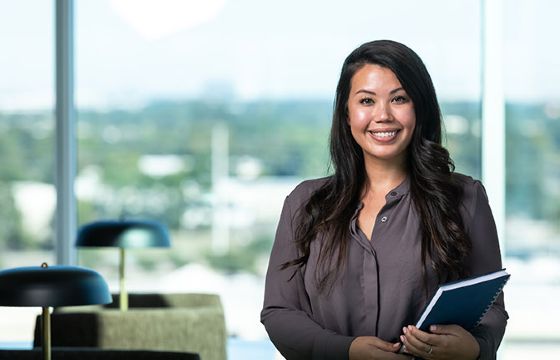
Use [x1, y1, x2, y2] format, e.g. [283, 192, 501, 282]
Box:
[33, 293, 227, 360]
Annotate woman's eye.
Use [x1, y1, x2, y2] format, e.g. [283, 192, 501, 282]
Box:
[359, 98, 374, 105]
[393, 95, 409, 103]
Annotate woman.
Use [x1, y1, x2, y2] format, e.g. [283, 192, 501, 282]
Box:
[261, 40, 508, 360]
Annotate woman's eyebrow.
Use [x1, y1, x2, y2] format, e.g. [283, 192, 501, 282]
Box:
[354, 87, 404, 95]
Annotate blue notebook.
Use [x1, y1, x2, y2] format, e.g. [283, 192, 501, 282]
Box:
[415, 269, 510, 331]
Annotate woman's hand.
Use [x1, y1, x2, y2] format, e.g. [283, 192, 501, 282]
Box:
[349, 336, 413, 360]
[400, 324, 480, 360]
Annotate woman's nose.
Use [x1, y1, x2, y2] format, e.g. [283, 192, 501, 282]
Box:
[375, 103, 393, 122]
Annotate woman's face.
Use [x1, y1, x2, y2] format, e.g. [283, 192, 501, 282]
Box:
[347, 64, 416, 167]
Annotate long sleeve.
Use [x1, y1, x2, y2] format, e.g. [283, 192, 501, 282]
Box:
[465, 181, 509, 360]
[260, 190, 355, 360]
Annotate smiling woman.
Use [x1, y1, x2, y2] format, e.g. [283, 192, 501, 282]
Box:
[261, 40, 506, 360]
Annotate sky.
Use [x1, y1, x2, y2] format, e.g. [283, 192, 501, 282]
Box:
[0, 0, 559, 110]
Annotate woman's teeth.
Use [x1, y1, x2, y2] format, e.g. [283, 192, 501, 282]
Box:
[370, 130, 397, 138]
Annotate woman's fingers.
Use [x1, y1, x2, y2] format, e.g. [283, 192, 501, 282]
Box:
[406, 326, 440, 345]
[429, 324, 461, 335]
[350, 336, 409, 360]
[369, 337, 402, 352]
[400, 326, 436, 358]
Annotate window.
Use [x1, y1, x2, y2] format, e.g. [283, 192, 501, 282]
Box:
[502, 0, 560, 356]
[0, 0, 54, 344]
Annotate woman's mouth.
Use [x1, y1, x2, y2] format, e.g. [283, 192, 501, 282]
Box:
[368, 130, 399, 142]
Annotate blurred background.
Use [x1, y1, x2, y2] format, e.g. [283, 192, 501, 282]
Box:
[0, 0, 558, 358]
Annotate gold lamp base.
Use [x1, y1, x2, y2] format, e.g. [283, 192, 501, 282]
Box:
[42, 306, 51, 360]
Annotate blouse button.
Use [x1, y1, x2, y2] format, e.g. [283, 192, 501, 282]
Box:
[381, 216, 388, 223]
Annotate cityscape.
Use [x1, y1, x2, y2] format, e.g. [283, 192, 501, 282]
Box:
[0, 98, 559, 358]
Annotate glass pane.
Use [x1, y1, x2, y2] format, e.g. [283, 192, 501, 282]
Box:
[0, 0, 54, 344]
[503, 0, 560, 353]
[75, 0, 481, 355]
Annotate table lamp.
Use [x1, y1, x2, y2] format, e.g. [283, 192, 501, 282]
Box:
[76, 219, 171, 311]
[0, 263, 111, 360]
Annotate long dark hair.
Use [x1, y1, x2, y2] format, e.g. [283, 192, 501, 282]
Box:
[284, 40, 471, 291]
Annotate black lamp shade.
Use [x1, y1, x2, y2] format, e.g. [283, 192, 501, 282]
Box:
[76, 220, 171, 248]
[0, 265, 112, 307]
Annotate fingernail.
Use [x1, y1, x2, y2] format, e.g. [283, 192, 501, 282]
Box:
[402, 327, 407, 334]
[400, 335, 405, 342]
[408, 325, 413, 331]
[393, 342, 400, 347]
[430, 325, 437, 331]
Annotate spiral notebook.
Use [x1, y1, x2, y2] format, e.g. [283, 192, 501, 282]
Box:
[415, 268, 510, 332]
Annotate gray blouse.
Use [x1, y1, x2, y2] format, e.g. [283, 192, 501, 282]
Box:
[261, 174, 508, 360]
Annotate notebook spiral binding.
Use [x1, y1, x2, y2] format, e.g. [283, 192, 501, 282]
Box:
[474, 279, 508, 328]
